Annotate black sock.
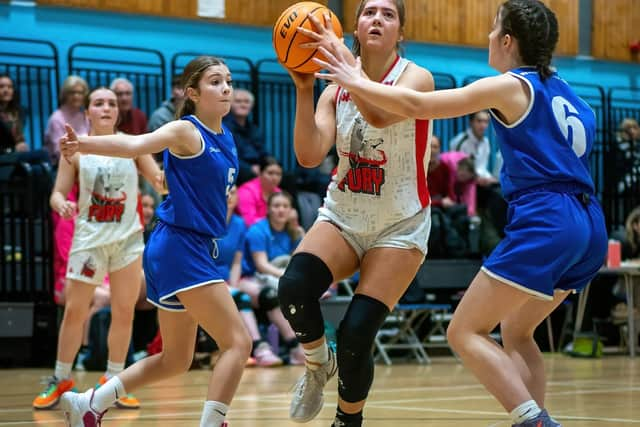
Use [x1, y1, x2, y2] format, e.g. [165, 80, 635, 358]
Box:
[333, 407, 363, 427]
[251, 340, 263, 355]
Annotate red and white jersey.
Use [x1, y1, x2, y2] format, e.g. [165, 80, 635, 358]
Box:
[322, 56, 432, 234]
[70, 154, 143, 253]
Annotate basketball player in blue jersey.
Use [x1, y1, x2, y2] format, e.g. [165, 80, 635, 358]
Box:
[314, 1, 607, 426]
[57, 56, 251, 427]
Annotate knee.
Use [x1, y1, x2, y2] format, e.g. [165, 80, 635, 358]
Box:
[446, 317, 465, 351]
[109, 301, 136, 324]
[62, 301, 90, 324]
[258, 286, 280, 311]
[278, 253, 333, 306]
[500, 320, 534, 347]
[161, 348, 194, 374]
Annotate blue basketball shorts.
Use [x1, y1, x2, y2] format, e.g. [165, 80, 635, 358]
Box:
[144, 221, 224, 311]
[482, 190, 607, 300]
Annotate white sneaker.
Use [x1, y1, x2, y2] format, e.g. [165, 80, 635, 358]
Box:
[289, 347, 337, 423]
[60, 389, 107, 427]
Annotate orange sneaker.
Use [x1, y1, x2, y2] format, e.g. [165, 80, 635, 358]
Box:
[97, 375, 140, 409]
[32, 377, 75, 409]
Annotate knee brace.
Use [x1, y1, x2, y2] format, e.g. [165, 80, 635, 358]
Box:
[231, 289, 253, 312]
[277, 253, 334, 343]
[337, 294, 390, 403]
[258, 286, 279, 311]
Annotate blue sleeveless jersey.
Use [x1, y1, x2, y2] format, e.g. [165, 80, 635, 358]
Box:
[491, 67, 596, 199]
[155, 115, 238, 237]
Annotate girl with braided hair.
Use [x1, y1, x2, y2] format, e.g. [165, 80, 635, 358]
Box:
[314, 1, 607, 425]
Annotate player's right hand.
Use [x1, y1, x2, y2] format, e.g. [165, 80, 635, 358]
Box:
[59, 123, 80, 162]
[57, 200, 77, 220]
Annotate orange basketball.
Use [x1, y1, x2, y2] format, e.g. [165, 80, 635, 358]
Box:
[273, 2, 343, 74]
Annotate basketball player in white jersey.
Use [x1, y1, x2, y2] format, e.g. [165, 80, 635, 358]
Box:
[33, 87, 163, 411]
[277, 1, 434, 426]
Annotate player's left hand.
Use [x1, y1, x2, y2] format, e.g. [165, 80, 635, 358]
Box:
[298, 13, 343, 54]
[313, 45, 363, 89]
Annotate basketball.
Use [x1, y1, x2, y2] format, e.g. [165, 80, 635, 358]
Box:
[272, 2, 343, 74]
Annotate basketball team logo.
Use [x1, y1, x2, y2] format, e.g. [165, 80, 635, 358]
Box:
[89, 167, 127, 222]
[337, 117, 387, 195]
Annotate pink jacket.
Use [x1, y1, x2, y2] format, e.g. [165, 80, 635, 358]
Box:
[236, 177, 281, 227]
[439, 151, 477, 216]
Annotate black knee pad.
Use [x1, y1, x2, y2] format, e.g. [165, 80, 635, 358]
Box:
[337, 294, 390, 403]
[278, 252, 334, 343]
[232, 290, 253, 312]
[258, 286, 279, 311]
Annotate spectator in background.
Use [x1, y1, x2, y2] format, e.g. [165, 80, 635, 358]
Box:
[236, 156, 283, 227]
[140, 192, 156, 243]
[615, 117, 640, 194]
[238, 191, 305, 365]
[110, 77, 147, 135]
[44, 75, 90, 167]
[440, 152, 477, 216]
[427, 135, 456, 210]
[148, 75, 184, 162]
[0, 74, 29, 153]
[223, 88, 269, 184]
[450, 110, 497, 186]
[148, 75, 184, 132]
[621, 206, 640, 260]
[214, 185, 283, 367]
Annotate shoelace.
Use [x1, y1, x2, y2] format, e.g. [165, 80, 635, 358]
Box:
[38, 376, 59, 396]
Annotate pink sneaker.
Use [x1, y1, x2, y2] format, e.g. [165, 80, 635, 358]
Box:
[289, 344, 306, 366]
[60, 389, 107, 427]
[253, 342, 283, 367]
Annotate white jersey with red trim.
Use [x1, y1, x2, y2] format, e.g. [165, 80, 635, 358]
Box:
[70, 154, 143, 253]
[322, 56, 432, 234]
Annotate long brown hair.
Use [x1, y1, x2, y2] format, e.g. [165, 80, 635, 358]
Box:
[625, 206, 640, 255]
[267, 191, 302, 241]
[351, 0, 406, 57]
[176, 56, 226, 118]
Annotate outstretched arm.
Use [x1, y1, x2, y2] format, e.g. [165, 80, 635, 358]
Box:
[314, 47, 524, 121]
[60, 120, 199, 161]
[299, 14, 432, 127]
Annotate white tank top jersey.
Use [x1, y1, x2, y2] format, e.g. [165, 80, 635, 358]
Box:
[70, 154, 143, 252]
[324, 56, 433, 234]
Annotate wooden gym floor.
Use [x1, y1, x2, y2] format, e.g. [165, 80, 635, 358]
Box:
[0, 355, 638, 426]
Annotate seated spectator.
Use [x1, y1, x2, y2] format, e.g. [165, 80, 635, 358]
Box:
[110, 77, 147, 135]
[238, 192, 305, 364]
[44, 75, 89, 167]
[620, 206, 640, 261]
[427, 135, 457, 210]
[213, 186, 282, 367]
[0, 74, 29, 153]
[140, 191, 156, 243]
[615, 117, 640, 194]
[440, 151, 477, 216]
[223, 88, 269, 184]
[236, 156, 283, 227]
[296, 146, 336, 199]
[148, 75, 184, 162]
[449, 110, 497, 186]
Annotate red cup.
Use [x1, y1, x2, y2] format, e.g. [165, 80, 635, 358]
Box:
[607, 239, 621, 268]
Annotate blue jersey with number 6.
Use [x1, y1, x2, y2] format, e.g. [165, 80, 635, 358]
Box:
[156, 115, 238, 238]
[491, 67, 596, 198]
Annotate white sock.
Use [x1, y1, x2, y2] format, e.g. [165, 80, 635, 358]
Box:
[54, 360, 72, 380]
[200, 400, 229, 427]
[304, 340, 328, 370]
[105, 360, 125, 378]
[92, 376, 126, 413]
[510, 400, 542, 424]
